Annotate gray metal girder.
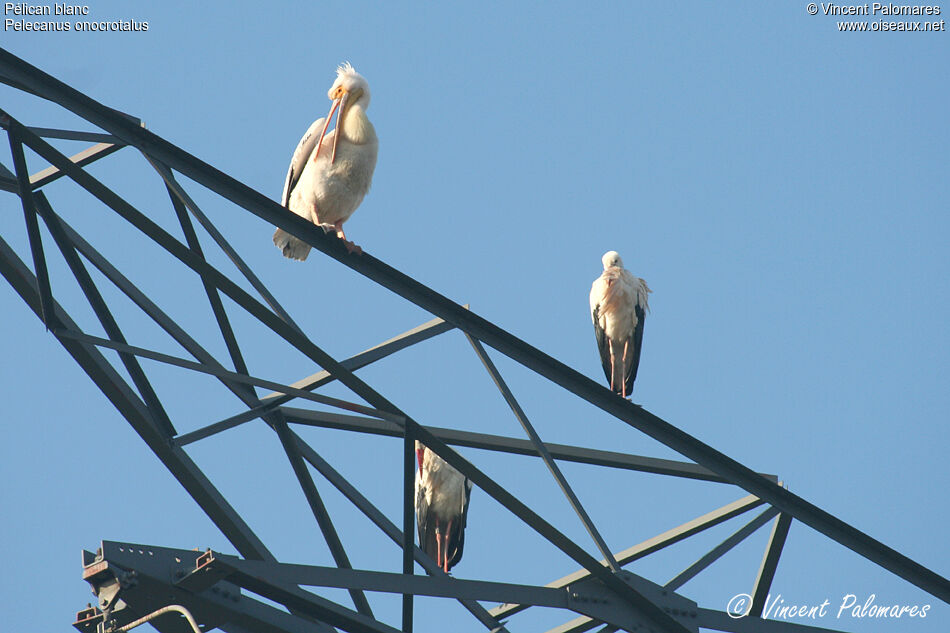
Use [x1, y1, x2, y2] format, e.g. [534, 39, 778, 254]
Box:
[3, 49, 927, 604]
[75, 541, 333, 633]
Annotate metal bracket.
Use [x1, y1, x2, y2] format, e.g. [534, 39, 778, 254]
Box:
[75, 541, 336, 633]
[175, 550, 233, 593]
[566, 570, 700, 633]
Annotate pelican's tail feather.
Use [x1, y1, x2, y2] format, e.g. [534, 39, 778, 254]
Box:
[273, 227, 311, 261]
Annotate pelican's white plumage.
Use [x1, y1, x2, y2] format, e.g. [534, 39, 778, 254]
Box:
[415, 441, 473, 574]
[274, 63, 378, 259]
[589, 251, 651, 398]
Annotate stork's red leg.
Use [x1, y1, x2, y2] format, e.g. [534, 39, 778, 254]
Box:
[435, 523, 444, 572]
[608, 340, 616, 393]
[621, 339, 630, 398]
[443, 518, 454, 573]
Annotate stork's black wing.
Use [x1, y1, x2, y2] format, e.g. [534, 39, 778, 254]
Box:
[415, 476, 438, 563]
[445, 478, 473, 571]
[591, 303, 613, 388]
[622, 303, 646, 396]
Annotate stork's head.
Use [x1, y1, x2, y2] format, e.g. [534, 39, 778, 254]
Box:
[602, 251, 624, 270]
[415, 440, 425, 474]
[328, 62, 371, 110]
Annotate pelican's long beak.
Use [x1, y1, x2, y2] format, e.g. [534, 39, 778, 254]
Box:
[329, 91, 348, 165]
[312, 96, 342, 164]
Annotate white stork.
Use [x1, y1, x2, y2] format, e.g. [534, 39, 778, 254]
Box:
[273, 62, 378, 259]
[589, 251, 651, 398]
[415, 441, 473, 574]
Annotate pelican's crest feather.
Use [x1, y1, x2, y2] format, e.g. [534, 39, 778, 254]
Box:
[337, 61, 358, 78]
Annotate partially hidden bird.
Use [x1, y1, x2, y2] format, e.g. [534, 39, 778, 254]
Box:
[589, 251, 651, 398]
[273, 62, 378, 259]
[415, 441, 473, 574]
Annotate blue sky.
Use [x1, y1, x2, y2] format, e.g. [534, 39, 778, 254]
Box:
[1, 2, 947, 632]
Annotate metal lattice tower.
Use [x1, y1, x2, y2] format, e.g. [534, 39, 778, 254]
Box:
[1, 47, 946, 633]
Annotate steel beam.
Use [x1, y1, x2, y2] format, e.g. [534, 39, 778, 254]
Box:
[29, 141, 122, 189]
[491, 494, 765, 620]
[1, 48, 946, 626]
[402, 425, 414, 632]
[0, 158, 16, 192]
[467, 334, 620, 571]
[88, 541, 334, 633]
[281, 407, 776, 483]
[694, 608, 847, 633]
[397, 419, 693, 632]
[38, 177, 369, 620]
[271, 420, 374, 618]
[258, 313, 457, 403]
[175, 404, 279, 446]
[36, 193, 176, 437]
[748, 513, 793, 617]
[1, 110, 689, 633]
[26, 126, 120, 142]
[177, 313, 455, 446]
[0, 235, 274, 561]
[290, 433, 510, 633]
[53, 329, 399, 424]
[543, 616, 600, 633]
[202, 556, 704, 633]
[8, 204, 364, 630]
[2, 50, 920, 600]
[169, 181, 249, 377]
[7, 131, 53, 327]
[195, 554, 568, 609]
[665, 507, 779, 591]
[41, 190, 367, 620]
[207, 564, 402, 633]
[38, 204, 369, 622]
[146, 157, 302, 335]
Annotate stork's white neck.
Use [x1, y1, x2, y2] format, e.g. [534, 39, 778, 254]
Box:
[341, 104, 376, 145]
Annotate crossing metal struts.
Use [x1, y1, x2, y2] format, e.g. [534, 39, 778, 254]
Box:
[1, 47, 945, 633]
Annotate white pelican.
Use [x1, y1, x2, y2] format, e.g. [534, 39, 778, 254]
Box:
[273, 62, 378, 259]
[589, 251, 651, 398]
[415, 441, 473, 574]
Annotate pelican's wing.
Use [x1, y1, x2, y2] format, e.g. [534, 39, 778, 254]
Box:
[281, 117, 327, 207]
[446, 478, 474, 571]
[590, 280, 613, 385]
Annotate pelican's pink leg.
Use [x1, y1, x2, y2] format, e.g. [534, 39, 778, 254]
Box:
[334, 220, 362, 255]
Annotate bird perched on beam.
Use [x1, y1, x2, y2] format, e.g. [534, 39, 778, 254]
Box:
[415, 441, 473, 574]
[273, 62, 378, 259]
[589, 251, 651, 398]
